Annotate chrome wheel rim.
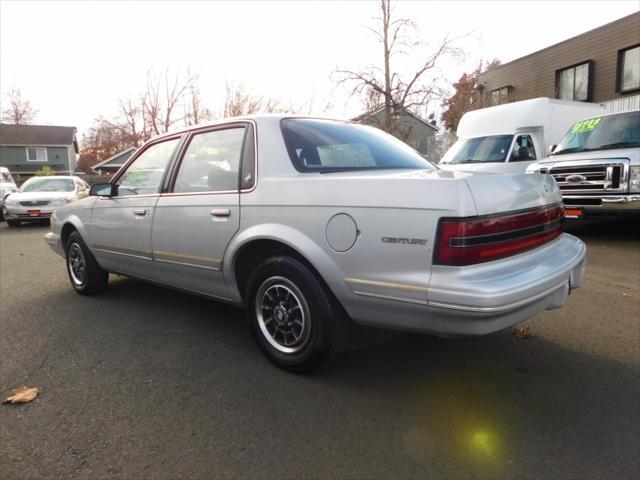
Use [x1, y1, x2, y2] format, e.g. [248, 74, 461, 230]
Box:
[255, 276, 311, 354]
[68, 242, 86, 286]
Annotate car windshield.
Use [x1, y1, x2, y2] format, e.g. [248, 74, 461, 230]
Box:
[1, 171, 13, 183]
[281, 118, 435, 172]
[440, 135, 514, 164]
[552, 111, 640, 155]
[20, 178, 75, 192]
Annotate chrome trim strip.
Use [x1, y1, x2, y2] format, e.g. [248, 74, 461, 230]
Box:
[349, 289, 430, 305]
[153, 249, 221, 265]
[428, 281, 567, 313]
[93, 247, 153, 261]
[155, 258, 221, 271]
[344, 277, 428, 293]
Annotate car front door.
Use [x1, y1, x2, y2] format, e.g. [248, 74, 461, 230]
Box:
[89, 136, 182, 279]
[152, 124, 252, 299]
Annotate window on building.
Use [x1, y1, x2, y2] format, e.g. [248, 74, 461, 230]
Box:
[618, 45, 640, 93]
[490, 86, 511, 106]
[26, 147, 47, 162]
[557, 62, 591, 101]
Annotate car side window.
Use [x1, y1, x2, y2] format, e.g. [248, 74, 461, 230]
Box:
[173, 127, 246, 193]
[510, 135, 537, 161]
[116, 138, 180, 196]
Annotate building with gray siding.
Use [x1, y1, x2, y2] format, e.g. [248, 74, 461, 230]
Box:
[0, 124, 79, 181]
[477, 12, 640, 113]
[353, 107, 438, 161]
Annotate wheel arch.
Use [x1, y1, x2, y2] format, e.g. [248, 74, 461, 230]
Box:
[60, 216, 89, 252]
[225, 224, 349, 305]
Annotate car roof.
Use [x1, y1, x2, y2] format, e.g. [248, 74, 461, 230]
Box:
[148, 114, 352, 142]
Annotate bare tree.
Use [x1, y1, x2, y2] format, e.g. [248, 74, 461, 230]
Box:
[1, 86, 38, 124]
[184, 82, 214, 126]
[142, 67, 198, 135]
[223, 81, 303, 117]
[335, 0, 463, 132]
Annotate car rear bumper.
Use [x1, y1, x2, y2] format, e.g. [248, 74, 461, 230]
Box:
[346, 233, 586, 336]
[563, 194, 640, 216]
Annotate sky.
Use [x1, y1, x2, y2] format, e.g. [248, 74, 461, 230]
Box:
[1, 0, 638, 137]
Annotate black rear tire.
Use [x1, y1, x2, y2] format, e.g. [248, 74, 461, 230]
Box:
[65, 231, 109, 295]
[246, 255, 347, 373]
[6, 219, 20, 228]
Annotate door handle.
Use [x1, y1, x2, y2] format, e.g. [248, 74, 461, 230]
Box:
[133, 209, 148, 216]
[210, 209, 231, 217]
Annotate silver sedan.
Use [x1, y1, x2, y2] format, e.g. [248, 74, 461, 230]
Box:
[3, 176, 90, 227]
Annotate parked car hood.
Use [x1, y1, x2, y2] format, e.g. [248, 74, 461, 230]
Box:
[538, 147, 639, 164]
[439, 161, 536, 175]
[7, 191, 73, 202]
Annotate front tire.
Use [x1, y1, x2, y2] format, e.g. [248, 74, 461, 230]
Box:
[65, 231, 109, 295]
[6, 219, 20, 228]
[246, 256, 346, 373]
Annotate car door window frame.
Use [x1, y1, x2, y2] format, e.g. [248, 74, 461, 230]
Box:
[164, 121, 257, 196]
[110, 133, 186, 198]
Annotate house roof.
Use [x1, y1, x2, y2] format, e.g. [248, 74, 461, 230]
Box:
[352, 105, 439, 131]
[92, 147, 136, 171]
[0, 124, 79, 152]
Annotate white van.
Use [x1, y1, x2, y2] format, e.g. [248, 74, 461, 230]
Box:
[439, 98, 606, 174]
[0, 166, 18, 220]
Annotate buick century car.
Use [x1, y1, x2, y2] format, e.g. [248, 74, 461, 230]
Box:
[4, 175, 90, 227]
[44, 116, 586, 372]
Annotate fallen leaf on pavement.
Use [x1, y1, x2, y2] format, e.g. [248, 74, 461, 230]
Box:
[622, 292, 631, 297]
[3, 386, 39, 404]
[512, 326, 531, 339]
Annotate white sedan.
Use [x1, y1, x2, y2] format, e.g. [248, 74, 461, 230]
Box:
[3, 176, 90, 227]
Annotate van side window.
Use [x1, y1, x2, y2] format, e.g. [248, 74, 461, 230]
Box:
[510, 135, 537, 161]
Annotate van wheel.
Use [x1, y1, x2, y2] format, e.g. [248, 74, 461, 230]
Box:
[246, 256, 346, 373]
[65, 231, 109, 295]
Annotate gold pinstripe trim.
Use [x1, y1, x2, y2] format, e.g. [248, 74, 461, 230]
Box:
[344, 277, 428, 293]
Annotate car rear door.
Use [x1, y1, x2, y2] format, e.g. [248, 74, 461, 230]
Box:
[151, 123, 254, 299]
[89, 136, 182, 280]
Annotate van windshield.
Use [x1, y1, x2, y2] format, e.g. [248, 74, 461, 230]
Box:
[440, 135, 513, 164]
[552, 111, 640, 155]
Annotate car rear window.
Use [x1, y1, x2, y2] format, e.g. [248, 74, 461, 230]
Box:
[281, 118, 434, 172]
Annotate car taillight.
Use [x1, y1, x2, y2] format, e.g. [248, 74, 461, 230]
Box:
[434, 204, 564, 266]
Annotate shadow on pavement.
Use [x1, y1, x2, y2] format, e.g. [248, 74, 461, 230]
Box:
[2, 275, 637, 479]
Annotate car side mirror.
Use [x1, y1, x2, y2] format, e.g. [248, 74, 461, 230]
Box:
[548, 144, 557, 155]
[90, 183, 117, 197]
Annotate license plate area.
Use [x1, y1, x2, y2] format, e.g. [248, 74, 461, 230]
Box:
[564, 208, 583, 219]
[27, 210, 42, 217]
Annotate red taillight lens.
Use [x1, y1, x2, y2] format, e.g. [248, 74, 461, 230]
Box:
[435, 204, 564, 266]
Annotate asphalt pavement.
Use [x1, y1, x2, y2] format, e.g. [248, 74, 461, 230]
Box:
[0, 219, 638, 479]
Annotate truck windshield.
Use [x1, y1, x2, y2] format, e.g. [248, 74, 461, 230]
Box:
[440, 135, 513, 164]
[281, 118, 435, 172]
[552, 111, 640, 155]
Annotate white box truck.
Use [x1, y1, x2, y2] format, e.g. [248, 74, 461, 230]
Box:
[439, 98, 605, 174]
